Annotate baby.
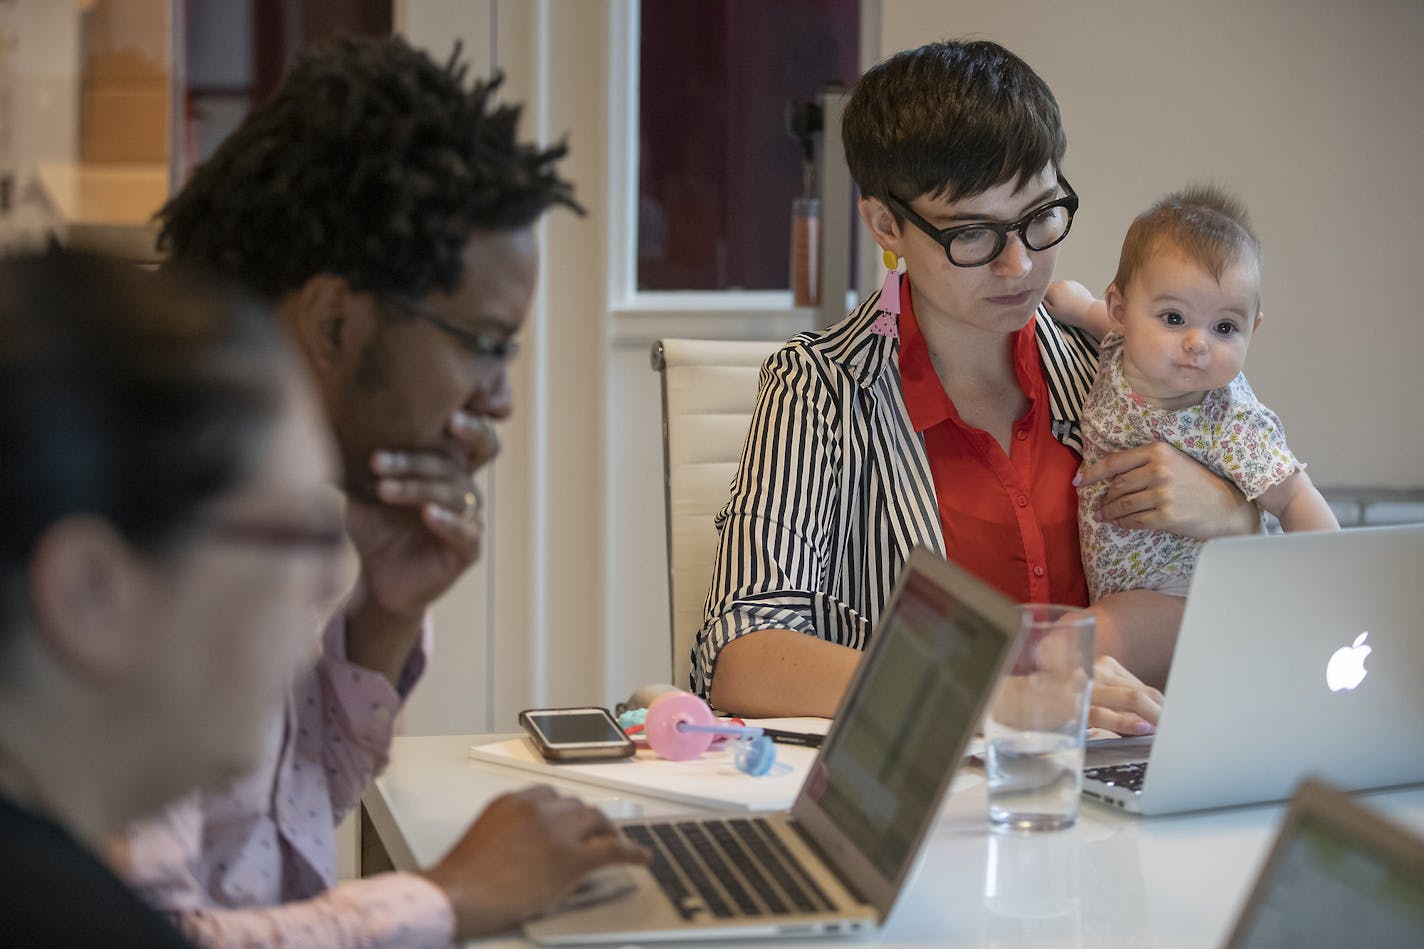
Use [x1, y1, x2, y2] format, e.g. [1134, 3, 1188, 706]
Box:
[1051, 186, 1338, 634]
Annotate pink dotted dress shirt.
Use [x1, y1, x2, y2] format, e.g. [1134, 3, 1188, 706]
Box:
[119, 617, 456, 948]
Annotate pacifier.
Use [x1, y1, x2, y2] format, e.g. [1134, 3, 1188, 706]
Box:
[641, 691, 777, 776]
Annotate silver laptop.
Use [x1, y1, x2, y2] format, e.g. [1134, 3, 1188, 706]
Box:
[1083, 524, 1424, 816]
[1222, 777, 1424, 948]
[526, 548, 1023, 944]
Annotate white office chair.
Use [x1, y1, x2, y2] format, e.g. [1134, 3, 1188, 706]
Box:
[652, 338, 782, 688]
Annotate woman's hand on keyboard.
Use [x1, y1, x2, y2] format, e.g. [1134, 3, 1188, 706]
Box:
[1088, 657, 1163, 736]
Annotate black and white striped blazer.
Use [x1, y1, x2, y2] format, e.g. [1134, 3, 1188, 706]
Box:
[690, 291, 1099, 696]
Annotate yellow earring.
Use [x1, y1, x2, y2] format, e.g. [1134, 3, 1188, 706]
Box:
[882, 248, 899, 271]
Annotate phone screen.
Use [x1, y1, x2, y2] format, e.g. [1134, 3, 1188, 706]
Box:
[527, 710, 626, 744]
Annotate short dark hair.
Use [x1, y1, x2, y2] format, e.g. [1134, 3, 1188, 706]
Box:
[842, 39, 1066, 208]
[1112, 185, 1263, 294]
[0, 251, 289, 634]
[158, 34, 580, 300]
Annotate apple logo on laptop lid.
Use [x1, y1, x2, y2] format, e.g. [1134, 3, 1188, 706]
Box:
[1325, 632, 1371, 692]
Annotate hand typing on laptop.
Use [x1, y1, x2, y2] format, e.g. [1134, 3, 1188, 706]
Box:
[1087, 657, 1162, 736]
[422, 786, 648, 937]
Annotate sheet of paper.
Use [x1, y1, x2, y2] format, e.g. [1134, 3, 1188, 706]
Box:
[740, 716, 831, 736]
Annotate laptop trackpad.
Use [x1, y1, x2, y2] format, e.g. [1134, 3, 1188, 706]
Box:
[553, 866, 639, 913]
[1083, 735, 1154, 768]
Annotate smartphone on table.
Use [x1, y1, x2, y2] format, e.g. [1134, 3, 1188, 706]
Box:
[517, 706, 636, 762]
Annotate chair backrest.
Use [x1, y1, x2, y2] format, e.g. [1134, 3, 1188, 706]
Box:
[652, 338, 782, 687]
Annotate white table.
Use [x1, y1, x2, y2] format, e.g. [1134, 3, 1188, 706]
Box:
[364, 735, 1424, 947]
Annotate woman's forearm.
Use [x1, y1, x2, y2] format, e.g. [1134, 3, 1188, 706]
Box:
[708, 629, 862, 718]
[1090, 590, 1186, 692]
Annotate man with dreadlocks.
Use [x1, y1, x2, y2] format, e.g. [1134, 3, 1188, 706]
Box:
[116, 35, 646, 947]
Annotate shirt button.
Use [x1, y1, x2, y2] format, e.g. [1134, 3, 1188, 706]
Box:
[1016, 495, 1029, 508]
[1033, 564, 1046, 578]
[1016, 430, 1028, 441]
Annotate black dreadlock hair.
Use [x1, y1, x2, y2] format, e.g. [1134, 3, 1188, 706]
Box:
[158, 34, 581, 300]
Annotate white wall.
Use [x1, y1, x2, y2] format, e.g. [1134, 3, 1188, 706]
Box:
[397, 0, 620, 734]
[394, 0, 501, 735]
[880, 0, 1424, 487]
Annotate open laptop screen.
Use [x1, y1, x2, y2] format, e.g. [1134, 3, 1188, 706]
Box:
[1226, 781, 1424, 948]
[801, 564, 1013, 882]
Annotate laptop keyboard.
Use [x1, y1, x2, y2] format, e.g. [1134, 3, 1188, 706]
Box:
[1083, 761, 1148, 793]
[622, 817, 837, 922]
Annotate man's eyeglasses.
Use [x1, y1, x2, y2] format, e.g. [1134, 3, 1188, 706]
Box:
[384, 297, 520, 364]
[206, 516, 347, 556]
[885, 175, 1079, 268]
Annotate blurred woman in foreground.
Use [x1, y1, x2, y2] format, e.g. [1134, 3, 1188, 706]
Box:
[0, 251, 343, 945]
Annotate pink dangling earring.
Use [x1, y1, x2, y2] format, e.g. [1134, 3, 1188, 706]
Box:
[871, 248, 901, 337]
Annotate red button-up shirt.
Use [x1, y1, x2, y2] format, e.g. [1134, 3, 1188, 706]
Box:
[897, 283, 1089, 606]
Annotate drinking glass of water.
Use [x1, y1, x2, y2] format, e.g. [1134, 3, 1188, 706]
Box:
[985, 605, 1095, 832]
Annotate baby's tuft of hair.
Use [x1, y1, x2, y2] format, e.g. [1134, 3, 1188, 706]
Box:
[1113, 183, 1262, 293]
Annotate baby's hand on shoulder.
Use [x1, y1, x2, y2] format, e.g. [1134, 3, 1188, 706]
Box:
[1044, 280, 1096, 315]
[1044, 280, 1110, 339]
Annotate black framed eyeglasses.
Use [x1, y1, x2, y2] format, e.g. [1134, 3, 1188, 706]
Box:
[886, 175, 1079, 268]
[384, 297, 520, 363]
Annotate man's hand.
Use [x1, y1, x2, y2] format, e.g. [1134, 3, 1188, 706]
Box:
[1076, 442, 1258, 541]
[343, 410, 499, 683]
[422, 786, 649, 939]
